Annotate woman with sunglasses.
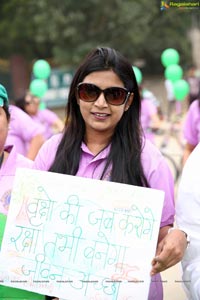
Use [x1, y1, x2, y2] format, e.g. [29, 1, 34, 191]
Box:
[33, 47, 188, 300]
[14, 91, 64, 141]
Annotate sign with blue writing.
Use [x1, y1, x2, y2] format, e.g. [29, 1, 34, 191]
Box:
[0, 168, 164, 299]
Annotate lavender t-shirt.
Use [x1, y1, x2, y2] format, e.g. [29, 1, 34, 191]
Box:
[33, 134, 175, 300]
[5, 105, 44, 156]
[31, 109, 59, 140]
[33, 133, 174, 226]
[183, 100, 200, 146]
[141, 98, 157, 143]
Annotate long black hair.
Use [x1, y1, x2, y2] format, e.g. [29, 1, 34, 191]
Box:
[49, 47, 148, 187]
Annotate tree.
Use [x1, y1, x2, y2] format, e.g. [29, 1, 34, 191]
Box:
[0, 0, 198, 70]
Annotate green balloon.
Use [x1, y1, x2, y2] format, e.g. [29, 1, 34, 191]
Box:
[30, 79, 48, 98]
[39, 101, 46, 110]
[173, 79, 190, 101]
[132, 66, 143, 85]
[33, 59, 51, 79]
[161, 48, 180, 67]
[164, 64, 183, 82]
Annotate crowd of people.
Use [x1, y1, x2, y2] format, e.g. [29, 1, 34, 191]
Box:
[0, 46, 200, 300]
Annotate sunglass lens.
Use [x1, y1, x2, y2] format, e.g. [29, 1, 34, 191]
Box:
[105, 88, 127, 105]
[78, 84, 99, 102]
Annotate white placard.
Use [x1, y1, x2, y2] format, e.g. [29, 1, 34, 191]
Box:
[0, 168, 164, 300]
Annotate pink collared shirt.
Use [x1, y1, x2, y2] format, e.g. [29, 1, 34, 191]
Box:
[141, 98, 157, 143]
[33, 133, 174, 228]
[5, 105, 44, 156]
[31, 108, 59, 140]
[183, 99, 200, 146]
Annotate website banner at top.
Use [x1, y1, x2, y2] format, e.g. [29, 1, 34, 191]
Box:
[161, 0, 200, 10]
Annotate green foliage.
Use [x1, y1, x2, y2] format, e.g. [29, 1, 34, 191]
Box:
[0, 0, 198, 72]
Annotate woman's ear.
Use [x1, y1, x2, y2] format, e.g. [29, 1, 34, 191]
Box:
[125, 93, 134, 111]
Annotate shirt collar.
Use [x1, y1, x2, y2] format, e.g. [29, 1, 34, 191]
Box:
[81, 142, 111, 160]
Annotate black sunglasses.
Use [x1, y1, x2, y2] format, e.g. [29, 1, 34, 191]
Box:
[76, 83, 131, 106]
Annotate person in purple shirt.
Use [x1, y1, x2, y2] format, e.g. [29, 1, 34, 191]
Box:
[14, 91, 64, 140]
[5, 104, 45, 160]
[182, 97, 200, 164]
[140, 86, 161, 144]
[0, 83, 45, 300]
[33, 47, 188, 300]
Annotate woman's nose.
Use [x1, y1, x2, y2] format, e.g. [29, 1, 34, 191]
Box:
[94, 91, 108, 107]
